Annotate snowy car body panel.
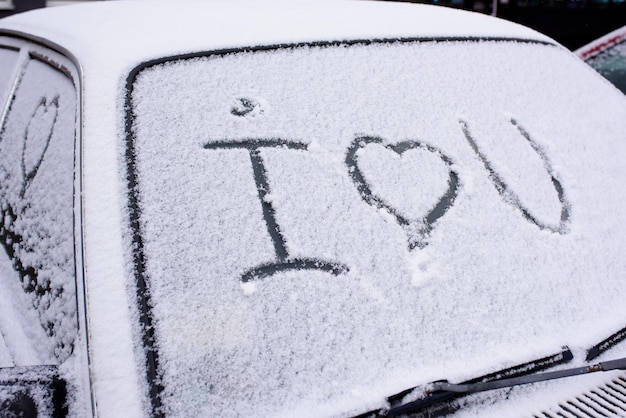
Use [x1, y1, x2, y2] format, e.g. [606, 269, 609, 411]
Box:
[576, 25, 626, 93]
[1, 1, 626, 417]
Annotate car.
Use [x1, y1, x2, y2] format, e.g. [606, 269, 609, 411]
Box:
[576, 25, 626, 93]
[1, 1, 626, 417]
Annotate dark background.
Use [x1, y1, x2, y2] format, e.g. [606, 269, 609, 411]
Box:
[382, 0, 626, 50]
[2, 0, 625, 50]
[1, 0, 45, 19]
[499, 1, 626, 49]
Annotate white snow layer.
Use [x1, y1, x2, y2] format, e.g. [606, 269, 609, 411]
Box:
[128, 40, 626, 416]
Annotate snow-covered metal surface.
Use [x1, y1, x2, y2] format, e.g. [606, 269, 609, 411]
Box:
[0, 0, 552, 70]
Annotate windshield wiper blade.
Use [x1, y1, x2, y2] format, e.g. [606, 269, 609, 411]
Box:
[429, 357, 626, 393]
[356, 327, 626, 418]
[387, 357, 626, 416]
[586, 325, 626, 361]
[354, 347, 573, 417]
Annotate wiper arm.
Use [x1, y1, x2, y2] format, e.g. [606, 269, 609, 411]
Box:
[387, 357, 626, 416]
[356, 328, 626, 418]
[586, 325, 626, 361]
[354, 348, 573, 418]
[429, 357, 626, 394]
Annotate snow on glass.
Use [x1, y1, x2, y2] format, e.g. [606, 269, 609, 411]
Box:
[0, 48, 18, 112]
[0, 57, 77, 364]
[129, 40, 626, 416]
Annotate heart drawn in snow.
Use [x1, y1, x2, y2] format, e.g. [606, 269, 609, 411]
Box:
[20, 96, 60, 197]
[346, 136, 459, 249]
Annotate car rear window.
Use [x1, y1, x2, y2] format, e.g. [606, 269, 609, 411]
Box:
[126, 40, 626, 416]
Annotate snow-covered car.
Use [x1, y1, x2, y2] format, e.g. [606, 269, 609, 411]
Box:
[576, 25, 626, 94]
[1, 1, 626, 417]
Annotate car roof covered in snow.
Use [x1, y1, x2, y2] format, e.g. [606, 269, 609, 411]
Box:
[0, 0, 554, 71]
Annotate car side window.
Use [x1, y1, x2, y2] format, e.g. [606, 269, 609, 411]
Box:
[0, 46, 18, 108]
[0, 45, 19, 368]
[0, 39, 82, 416]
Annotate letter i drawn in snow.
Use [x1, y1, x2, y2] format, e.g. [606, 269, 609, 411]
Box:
[203, 138, 349, 283]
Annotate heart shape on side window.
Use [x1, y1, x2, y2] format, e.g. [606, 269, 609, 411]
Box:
[346, 136, 459, 249]
[20, 96, 60, 197]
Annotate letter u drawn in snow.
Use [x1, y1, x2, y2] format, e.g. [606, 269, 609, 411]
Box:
[460, 118, 570, 234]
